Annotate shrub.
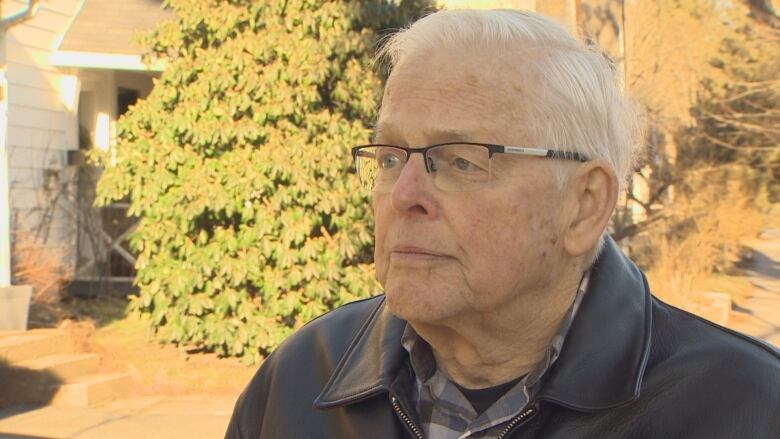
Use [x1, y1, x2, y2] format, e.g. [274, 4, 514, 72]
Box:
[95, 0, 433, 363]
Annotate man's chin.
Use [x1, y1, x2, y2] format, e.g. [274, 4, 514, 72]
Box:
[384, 286, 452, 324]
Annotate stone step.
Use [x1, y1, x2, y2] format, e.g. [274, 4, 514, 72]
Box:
[51, 373, 134, 407]
[0, 353, 101, 406]
[0, 330, 71, 363]
[0, 328, 59, 339]
[20, 353, 100, 382]
[0, 330, 28, 339]
[0, 356, 85, 408]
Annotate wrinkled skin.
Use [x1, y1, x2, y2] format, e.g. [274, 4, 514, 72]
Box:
[373, 49, 579, 328]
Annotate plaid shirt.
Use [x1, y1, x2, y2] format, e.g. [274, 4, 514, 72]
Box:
[400, 271, 591, 439]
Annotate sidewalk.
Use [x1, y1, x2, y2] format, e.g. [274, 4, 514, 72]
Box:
[727, 229, 780, 348]
[0, 394, 237, 439]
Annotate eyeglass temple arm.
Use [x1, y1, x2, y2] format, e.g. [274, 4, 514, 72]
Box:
[501, 146, 588, 162]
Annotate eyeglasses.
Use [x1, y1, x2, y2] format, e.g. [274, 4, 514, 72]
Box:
[351, 142, 588, 193]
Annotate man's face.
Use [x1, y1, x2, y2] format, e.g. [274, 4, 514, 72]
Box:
[373, 49, 573, 324]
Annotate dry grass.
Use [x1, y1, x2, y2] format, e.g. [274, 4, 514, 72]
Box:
[12, 229, 73, 304]
[640, 168, 767, 309]
[766, 203, 780, 229]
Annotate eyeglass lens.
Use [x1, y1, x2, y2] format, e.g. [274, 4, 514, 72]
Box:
[355, 144, 493, 193]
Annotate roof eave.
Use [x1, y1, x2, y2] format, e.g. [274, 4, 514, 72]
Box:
[50, 50, 165, 72]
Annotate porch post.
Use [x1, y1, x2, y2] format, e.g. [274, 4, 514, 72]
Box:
[0, 10, 10, 286]
[0, 65, 9, 287]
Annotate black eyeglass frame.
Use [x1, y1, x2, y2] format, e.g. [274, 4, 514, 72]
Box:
[351, 142, 589, 175]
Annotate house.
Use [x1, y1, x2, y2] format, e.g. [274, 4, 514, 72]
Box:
[0, 0, 172, 294]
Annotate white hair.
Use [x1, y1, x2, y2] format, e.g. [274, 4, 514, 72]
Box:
[376, 9, 646, 193]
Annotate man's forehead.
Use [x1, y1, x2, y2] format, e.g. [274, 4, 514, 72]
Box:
[376, 51, 528, 144]
[373, 124, 474, 143]
[384, 49, 490, 93]
[374, 95, 495, 144]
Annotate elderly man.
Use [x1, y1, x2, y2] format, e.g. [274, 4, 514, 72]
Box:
[226, 9, 779, 439]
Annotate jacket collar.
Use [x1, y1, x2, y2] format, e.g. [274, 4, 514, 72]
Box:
[314, 299, 407, 408]
[314, 236, 652, 411]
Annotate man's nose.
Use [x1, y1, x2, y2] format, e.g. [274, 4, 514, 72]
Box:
[390, 153, 437, 215]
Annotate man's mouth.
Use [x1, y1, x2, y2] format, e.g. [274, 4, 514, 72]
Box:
[390, 246, 451, 261]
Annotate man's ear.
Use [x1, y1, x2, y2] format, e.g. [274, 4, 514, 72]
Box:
[562, 160, 619, 257]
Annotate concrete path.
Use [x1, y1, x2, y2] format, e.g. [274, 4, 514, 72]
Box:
[0, 394, 237, 439]
[727, 229, 780, 348]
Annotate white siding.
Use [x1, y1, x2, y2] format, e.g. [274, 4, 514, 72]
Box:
[5, 61, 64, 88]
[8, 83, 63, 109]
[6, 125, 66, 151]
[8, 146, 65, 170]
[5, 0, 81, 271]
[10, 187, 41, 211]
[8, 167, 40, 191]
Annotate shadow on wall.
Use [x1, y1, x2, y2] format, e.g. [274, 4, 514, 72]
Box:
[0, 357, 63, 418]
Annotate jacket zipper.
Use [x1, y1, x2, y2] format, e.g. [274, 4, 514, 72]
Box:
[391, 396, 535, 439]
[391, 395, 425, 439]
[496, 406, 537, 439]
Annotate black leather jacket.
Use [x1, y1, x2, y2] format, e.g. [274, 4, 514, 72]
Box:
[226, 238, 780, 438]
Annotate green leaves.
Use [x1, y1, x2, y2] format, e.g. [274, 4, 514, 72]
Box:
[94, 0, 430, 363]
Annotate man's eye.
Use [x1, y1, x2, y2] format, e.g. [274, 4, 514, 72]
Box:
[378, 154, 400, 169]
[454, 157, 475, 171]
[452, 156, 485, 173]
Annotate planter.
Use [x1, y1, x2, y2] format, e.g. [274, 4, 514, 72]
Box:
[0, 285, 33, 331]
